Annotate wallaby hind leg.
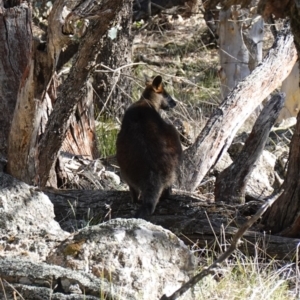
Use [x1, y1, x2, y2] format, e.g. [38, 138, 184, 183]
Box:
[160, 187, 172, 201]
[129, 186, 140, 203]
[134, 185, 163, 219]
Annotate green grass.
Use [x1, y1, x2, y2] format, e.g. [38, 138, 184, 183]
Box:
[96, 119, 119, 158]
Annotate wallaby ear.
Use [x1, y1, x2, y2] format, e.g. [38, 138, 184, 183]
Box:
[152, 75, 163, 91]
[144, 74, 152, 85]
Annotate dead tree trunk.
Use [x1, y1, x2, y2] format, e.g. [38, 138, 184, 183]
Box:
[181, 23, 297, 192]
[219, 7, 249, 99]
[262, 109, 300, 238]
[4, 0, 99, 185]
[215, 93, 285, 204]
[3, 0, 131, 187]
[0, 2, 32, 158]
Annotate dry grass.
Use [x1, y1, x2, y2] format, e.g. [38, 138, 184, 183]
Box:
[191, 236, 298, 300]
[195, 254, 294, 299]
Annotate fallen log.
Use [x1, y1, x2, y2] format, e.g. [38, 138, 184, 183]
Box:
[42, 188, 300, 261]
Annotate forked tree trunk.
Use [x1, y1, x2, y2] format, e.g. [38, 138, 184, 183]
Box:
[3, 0, 130, 187]
[37, 0, 126, 187]
[180, 24, 297, 192]
[218, 5, 264, 99]
[4, 6, 98, 186]
[219, 7, 248, 98]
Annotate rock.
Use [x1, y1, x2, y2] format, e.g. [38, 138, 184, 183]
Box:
[0, 172, 196, 299]
[0, 172, 69, 261]
[228, 141, 245, 158]
[273, 144, 289, 178]
[213, 152, 233, 174]
[47, 218, 197, 300]
[0, 258, 117, 300]
[246, 150, 276, 200]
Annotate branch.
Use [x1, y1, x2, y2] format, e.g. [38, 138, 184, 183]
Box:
[215, 92, 285, 204]
[181, 22, 297, 191]
[159, 190, 283, 300]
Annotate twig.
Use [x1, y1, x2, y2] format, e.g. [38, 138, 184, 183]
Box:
[95, 62, 146, 118]
[159, 190, 283, 300]
[0, 278, 7, 300]
[2, 279, 25, 300]
[296, 243, 300, 297]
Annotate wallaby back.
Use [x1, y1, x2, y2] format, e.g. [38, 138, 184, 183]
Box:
[116, 75, 182, 219]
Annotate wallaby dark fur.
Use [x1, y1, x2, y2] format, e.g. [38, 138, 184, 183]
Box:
[116, 75, 182, 219]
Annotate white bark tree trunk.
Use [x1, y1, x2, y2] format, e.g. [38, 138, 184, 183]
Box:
[218, 6, 264, 99]
[277, 61, 300, 124]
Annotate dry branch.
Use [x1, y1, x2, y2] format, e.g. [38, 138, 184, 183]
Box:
[215, 93, 285, 204]
[181, 23, 297, 191]
[159, 191, 283, 300]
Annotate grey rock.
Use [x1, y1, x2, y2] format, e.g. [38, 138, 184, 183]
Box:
[47, 218, 197, 300]
[0, 172, 69, 261]
[0, 258, 117, 300]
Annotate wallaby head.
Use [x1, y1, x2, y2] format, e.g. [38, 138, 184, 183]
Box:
[142, 75, 176, 111]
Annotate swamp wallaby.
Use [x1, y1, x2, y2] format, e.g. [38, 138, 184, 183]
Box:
[116, 75, 182, 219]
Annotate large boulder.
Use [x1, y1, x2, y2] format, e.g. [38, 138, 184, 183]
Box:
[47, 218, 197, 300]
[0, 172, 68, 261]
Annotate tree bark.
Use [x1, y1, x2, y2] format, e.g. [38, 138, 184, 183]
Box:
[61, 81, 99, 160]
[262, 110, 300, 238]
[180, 23, 297, 191]
[93, 0, 133, 120]
[215, 93, 285, 204]
[0, 2, 32, 158]
[41, 188, 300, 260]
[37, 0, 125, 187]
